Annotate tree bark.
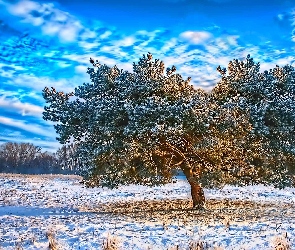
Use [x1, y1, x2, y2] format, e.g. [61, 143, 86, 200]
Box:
[158, 140, 205, 208]
[182, 166, 205, 209]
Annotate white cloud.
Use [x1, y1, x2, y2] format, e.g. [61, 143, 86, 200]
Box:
[259, 57, 295, 72]
[0, 96, 43, 117]
[43, 51, 56, 57]
[159, 38, 178, 54]
[3, 0, 293, 94]
[116, 62, 133, 72]
[0, 62, 25, 71]
[100, 45, 128, 58]
[0, 132, 61, 152]
[75, 65, 88, 74]
[78, 41, 100, 50]
[154, 32, 279, 90]
[215, 37, 229, 50]
[281, 9, 295, 42]
[0, 63, 26, 81]
[42, 22, 60, 35]
[118, 36, 136, 47]
[277, 14, 284, 21]
[134, 29, 161, 47]
[57, 61, 71, 68]
[0, 116, 55, 137]
[59, 24, 81, 42]
[100, 31, 112, 39]
[226, 35, 239, 46]
[204, 44, 220, 54]
[173, 44, 189, 55]
[180, 31, 212, 44]
[4, 73, 81, 93]
[276, 57, 295, 66]
[290, 9, 295, 25]
[6, 0, 83, 42]
[8, 0, 38, 16]
[29, 16, 44, 26]
[63, 53, 118, 67]
[81, 29, 97, 40]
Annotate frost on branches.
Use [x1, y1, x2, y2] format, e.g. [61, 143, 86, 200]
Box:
[212, 55, 295, 188]
[43, 53, 295, 208]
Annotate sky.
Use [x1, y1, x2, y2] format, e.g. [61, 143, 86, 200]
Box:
[0, 0, 294, 152]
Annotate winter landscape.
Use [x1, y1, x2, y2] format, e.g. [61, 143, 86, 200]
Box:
[1, 1, 295, 249]
[0, 174, 294, 250]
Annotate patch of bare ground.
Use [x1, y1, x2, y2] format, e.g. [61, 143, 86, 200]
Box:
[81, 198, 295, 226]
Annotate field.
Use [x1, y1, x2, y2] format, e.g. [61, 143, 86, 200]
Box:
[0, 174, 294, 249]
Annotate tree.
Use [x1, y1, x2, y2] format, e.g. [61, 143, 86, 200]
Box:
[43, 53, 252, 208]
[211, 55, 295, 188]
[31, 151, 59, 174]
[56, 143, 82, 174]
[0, 142, 41, 173]
[0, 142, 59, 174]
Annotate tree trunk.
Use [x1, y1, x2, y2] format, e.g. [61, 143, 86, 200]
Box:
[182, 166, 205, 209]
[159, 140, 205, 208]
[188, 180, 205, 209]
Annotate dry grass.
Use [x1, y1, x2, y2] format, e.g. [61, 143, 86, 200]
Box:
[14, 243, 23, 250]
[0, 173, 82, 181]
[97, 236, 291, 250]
[168, 240, 211, 250]
[79, 198, 295, 229]
[273, 233, 291, 250]
[46, 230, 60, 250]
[102, 234, 121, 250]
[188, 240, 209, 250]
[1, 174, 294, 249]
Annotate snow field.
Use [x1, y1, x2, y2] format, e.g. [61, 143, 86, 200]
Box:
[0, 174, 294, 249]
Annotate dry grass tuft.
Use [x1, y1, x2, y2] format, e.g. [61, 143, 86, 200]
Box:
[188, 240, 209, 250]
[102, 234, 121, 250]
[46, 230, 59, 250]
[168, 240, 224, 250]
[14, 243, 23, 250]
[273, 233, 291, 250]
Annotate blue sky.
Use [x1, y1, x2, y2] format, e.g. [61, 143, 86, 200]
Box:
[0, 0, 294, 152]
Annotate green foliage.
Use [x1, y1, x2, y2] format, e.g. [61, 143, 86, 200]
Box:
[43, 53, 295, 189]
[212, 55, 295, 188]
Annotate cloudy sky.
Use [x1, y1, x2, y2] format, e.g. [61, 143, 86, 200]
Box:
[0, 0, 294, 152]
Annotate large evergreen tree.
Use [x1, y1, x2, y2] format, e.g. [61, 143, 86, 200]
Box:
[43, 53, 293, 208]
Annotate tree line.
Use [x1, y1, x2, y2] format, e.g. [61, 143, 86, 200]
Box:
[0, 142, 80, 175]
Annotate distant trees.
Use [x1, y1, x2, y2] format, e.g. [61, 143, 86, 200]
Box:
[56, 143, 83, 173]
[0, 142, 79, 174]
[0, 142, 54, 174]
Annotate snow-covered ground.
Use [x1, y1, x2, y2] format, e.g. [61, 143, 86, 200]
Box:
[0, 174, 294, 249]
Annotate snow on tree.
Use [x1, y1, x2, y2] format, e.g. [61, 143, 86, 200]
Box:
[212, 55, 295, 188]
[42, 53, 291, 209]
